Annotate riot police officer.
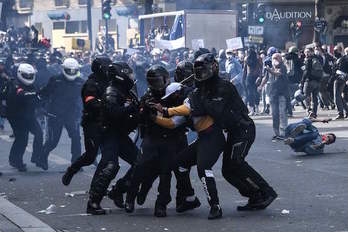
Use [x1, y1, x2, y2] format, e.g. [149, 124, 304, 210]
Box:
[98, 62, 140, 210]
[134, 81, 201, 214]
[194, 53, 278, 211]
[6, 63, 43, 172]
[61, 56, 112, 214]
[126, 65, 189, 217]
[39, 58, 84, 170]
[61, 57, 111, 183]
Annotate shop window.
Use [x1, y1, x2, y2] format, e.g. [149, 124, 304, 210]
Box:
[55, 0, 68, 7]
[53, 22, 65, 30]
[66, 21, 88, 34]
[78, 0, 88, 5]
[99, 19, 117, 32]
[19, 0, 33, 8]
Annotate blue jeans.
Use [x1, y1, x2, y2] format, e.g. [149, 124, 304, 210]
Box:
[271, 95, 288, 136]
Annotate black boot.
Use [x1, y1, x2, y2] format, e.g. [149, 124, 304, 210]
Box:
[136, 191, 147, 206]
[86, 200, 106, 215]
[10, 162, 27, 172]
[154, 203, 167, 217]
[125, 201, 135, 213]
[237, 189, 277, 211]
[36, 156, 48, 171]
[208, 204, 222, 220]
[30, 155, 39, 164]
[62, 167, 76, 186]
[108, 186, 124, 208]
[176, 197, 201, 213]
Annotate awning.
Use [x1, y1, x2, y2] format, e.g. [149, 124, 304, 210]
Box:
[47, 12, 70, 20]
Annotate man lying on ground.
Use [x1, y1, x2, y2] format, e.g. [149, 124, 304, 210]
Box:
[284, 117, 336, 155]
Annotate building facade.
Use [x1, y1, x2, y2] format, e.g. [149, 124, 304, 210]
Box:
[3, 0, 348, 51]
[5, 0, 140, 51]
[153, 0, 348, 49]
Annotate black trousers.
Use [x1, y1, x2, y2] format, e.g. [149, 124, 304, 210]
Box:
[42, 116, 81, 163]
[137, 134, 195, 203]
[89, 132, 139, 202]
[222, 122, 274, 198]
[8, 117, 43, 166]
[70, 125, 102, 172]
[126, 136, 177, 207]
[174, 126, 225, 206]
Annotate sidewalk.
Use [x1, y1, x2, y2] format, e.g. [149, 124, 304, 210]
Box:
[0, 213, 23, 232]
[0, 196, 56, 232]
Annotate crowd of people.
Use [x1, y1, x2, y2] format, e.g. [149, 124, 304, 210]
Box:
[217, 44, 348, 142]
[1, 24, 348, 219]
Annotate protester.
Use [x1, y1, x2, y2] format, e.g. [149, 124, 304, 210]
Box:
[284, 117, 335, 155]
[265, 53, 289, 140]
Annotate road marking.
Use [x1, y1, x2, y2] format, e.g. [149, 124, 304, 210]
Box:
[0, 196, 56, 232]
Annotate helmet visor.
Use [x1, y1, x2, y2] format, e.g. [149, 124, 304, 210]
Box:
[22, 72, 35, 81]
[147, 77, 166, 90]
[194, 62, 212, 82]
[64, 68, 78, 76]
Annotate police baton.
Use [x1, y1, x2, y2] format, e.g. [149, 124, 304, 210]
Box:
[179, 74, 195, 85]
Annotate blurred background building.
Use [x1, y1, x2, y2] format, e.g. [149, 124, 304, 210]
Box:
[0, 0, 347, 51]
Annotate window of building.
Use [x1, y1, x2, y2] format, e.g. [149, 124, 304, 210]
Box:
[53, 22, 65, 30]
[78, 0, 88, 5]
[99, 19, 117, 32]
[19, 0, 33, 8]
[66, 21, 88, 34]
[55, 0, 67, 7]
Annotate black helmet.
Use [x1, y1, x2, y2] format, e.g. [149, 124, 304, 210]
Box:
[146, 65, 170, 95]
[193, 48, 210, 61]
[108, 62, 135, 91]
[91, 56, 112, 76]
[174, 61, 194, 84]
[193, 53, 219, 82]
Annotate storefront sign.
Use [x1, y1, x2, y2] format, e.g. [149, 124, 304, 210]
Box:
[263, 5, 314, 23]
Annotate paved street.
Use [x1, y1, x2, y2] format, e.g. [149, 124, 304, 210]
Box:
[1, 108, 348, 232]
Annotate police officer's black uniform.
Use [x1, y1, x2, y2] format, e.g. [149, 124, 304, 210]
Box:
[197, 53, 278, 211]
[97, 62, 140, 209]
[125, 65, 188, 217]
[136, 62, 200, 213]
[61, 57, 111, 185]
[39, 73, 84, 170]
[6, 76, 43, 172]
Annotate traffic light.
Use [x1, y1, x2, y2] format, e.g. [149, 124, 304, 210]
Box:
[102, 0, 112, 20]
[256, 3, 265, 24]
[241, 3, 249, 23]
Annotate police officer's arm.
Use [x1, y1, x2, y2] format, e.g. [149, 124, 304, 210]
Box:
[105, 85, 136, 119]
[82, 81, 103, 113]
[15, 87, 39, 104]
